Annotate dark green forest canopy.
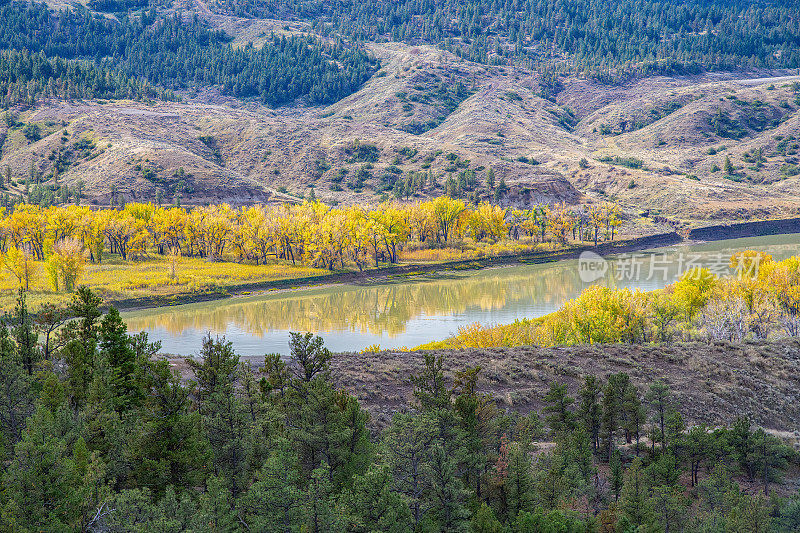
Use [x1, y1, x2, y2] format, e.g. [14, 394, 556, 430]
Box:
[215, 0, 800, 74]
[0, 1, 378, 107]
[0, 49, 176, 108]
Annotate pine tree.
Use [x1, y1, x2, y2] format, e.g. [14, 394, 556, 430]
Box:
[646, 380, 673, 452]
[130, 358, 211, 493]
[504, 442, 535, 520]
[1, 405, 83, 530]
[305, 462, 342, 532]
[543, 381, 575, 436]
[578, 375, 602, 454]
[99, 307, 141, 413]
[0, 323, 33, 460]
[337, 464, 413, 532]
[610, 449, 623, 501]
[486, 168, 495, 190]
[63, 288, 102, 409]
[382, 412, 438, 525]
[619, 458, 653, 529]
[238, 441, 305, 531]
[494, 177, 508, 202]
[410, 352, 450, 411]
[11, 289, 37, 375]
[287, 331, 331, 383]
[471, 502, 505, 533]
[426, 443, 470, 532]
[193, 476, 238, 532]
[188, 335, 251, 497]
[724, 155, 734, 175]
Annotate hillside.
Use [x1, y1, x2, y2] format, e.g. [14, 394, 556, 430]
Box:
[327, 341, 800, 434]
[3, 54, 800, 220]
[2, 1, 800, 221]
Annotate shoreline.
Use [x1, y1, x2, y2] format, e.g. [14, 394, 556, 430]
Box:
[111, 231, 682, 312]
[111, 216, 800, 313]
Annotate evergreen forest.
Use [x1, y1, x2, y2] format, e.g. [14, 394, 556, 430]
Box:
[0, 1, 378, 108]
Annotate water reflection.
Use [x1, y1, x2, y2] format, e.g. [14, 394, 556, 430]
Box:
[123, 234, 800, 355]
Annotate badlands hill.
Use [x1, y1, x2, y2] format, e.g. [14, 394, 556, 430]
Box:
[2, 4, 800, 223]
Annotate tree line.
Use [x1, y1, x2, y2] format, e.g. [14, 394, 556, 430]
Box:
[0, 49, 176, 109]
[0, 288, 796, 531]
[0, 2, 377, 108]
[0, 199, 620, 285]
[211, 0, 800, 79]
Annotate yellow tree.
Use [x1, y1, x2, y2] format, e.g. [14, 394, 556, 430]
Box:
[430, 196, 467, 243]
[46, 205, 80, 244]
[760, 256, 800, 335]
[101, 210, 146, 260]
[275, 205, 302, 264]
[229, 211, 252, 262]
[725, 251, 777, 338]
[363, 215, 387, 267]
[50, 238, 88, 291]
[2, 243, 38, 291]
[407, 201, 437, 243]
[547, 203, 575, 245]
[507, 208, 528, 240]
[241, 206, 274, 265]
[467, 202, 507, 242]
[345, 206, 371, 271]
[374, 203, 410, 263]
[648, 290, 683, 342]
[594, 202, 622, 241]
[151, 206, 188, 254]
[77, 208, 105, 263]
[532, 204, 551, 242]
[306, 207, 348, 270]
[5, 204, 47, 259]
[672, 267, 717, 320]
[197, 205, 235, 259]
[588, 204, 605, 245]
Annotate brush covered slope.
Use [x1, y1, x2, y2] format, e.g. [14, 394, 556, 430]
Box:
[1, 0, 800, 222]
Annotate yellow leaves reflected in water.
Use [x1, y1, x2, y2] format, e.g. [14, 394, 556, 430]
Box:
[124, 234, 800, 345]
[125, 261, 588, 338]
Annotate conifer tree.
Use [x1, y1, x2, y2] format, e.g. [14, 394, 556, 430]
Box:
[99, 307, 141, 413]
[578, 375, 602, 454]
[543, 381, 575, 436]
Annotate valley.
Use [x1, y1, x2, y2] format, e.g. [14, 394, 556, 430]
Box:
[1, 1, 800, 531]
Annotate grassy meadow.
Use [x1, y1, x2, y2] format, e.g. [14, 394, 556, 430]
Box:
[0, 254, 326, 312]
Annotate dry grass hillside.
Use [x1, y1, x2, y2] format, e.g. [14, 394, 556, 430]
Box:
[3, 7, 800, 221]
[327, 340, 800, 434]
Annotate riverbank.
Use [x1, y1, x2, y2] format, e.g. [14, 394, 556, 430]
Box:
[687, 216, 800, 241]
[108, 230, 683, 312]
[109, 214, 800, 312]
[182, 340, 797, 432]
[17, 215, 800, 315]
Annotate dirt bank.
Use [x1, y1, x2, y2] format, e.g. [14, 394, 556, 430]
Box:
[688, 217, 800, 241]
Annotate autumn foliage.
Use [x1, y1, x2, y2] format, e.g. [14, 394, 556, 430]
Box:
[0, 200, 622, 286]
[426, 252, 800, 349]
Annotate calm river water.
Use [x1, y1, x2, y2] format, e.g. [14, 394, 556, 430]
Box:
[122, 234, 800, 356]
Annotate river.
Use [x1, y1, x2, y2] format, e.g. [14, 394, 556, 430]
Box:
[122, 234, 800, 356]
